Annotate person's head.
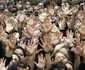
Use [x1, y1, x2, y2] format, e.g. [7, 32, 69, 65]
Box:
[37, 2, 43, 9]
[10, 53, 20, 65]
[13, 47, 26, 59]
[0, 3, 5, 12]
[8, 60, 30, 70]
[48, 61, 67, 70]
[54, 52, 69, 63]
[25, 2, 30, 9]
[74, 27, 80, 39]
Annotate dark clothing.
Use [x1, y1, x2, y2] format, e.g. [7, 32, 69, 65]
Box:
[78, 61, 85, 70]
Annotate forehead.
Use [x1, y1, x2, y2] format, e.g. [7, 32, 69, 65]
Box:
[55, 52, 65, 57]
[14, 48, 23, 54]
[12, 54, 19, 59]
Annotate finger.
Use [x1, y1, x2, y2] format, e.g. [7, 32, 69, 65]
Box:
[39, 42, 43, 47]
[28, 40, 31, 46]
[36, 49, 43, 54]
[3, 59, 6, 65]
[43, 36, 46, 43]
[38, 55, 40, 60]
[40, 38, 44, 45]
[31, 40, 33, 45]
[34, 62, 38, 66]
[43, 57, 45, 61]
[66, 29, 69, 37]
[70, 30, 72, 34]
[40, 53, 43, 60]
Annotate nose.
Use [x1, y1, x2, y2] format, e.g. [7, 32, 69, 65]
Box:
[11, 60, 15, 64]
[60, 57, 63, 61]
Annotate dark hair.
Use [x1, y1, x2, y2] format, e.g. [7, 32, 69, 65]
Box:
[12, 53, 21, 60]
[14, 46, 27, 57]
[78, 61, 85, 70]
[52, 51, 70, 61]
[48, 61, 67, 70]
[7, 60, 30, 70]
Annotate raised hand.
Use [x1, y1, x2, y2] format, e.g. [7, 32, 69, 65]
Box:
[57, 8, 65, 18]
[0, 58, 7, 70]
[41, 18, 53, 33]
[16, 13, 26, 22]
[48, 4, 55, 16]
[0, 25, 5, 41]
[65, 29, 74, 46]
[5, 17, 15, 33]
[8, 33, 17, 49]
[39, 36, 53, 53]
[73, 39, 83, 55]
[35, 54, 45, 69]
[71, 5, 79, 14]
[23, 24, 34, 38]
[50, 32, 61, 45]
[18, 40, 26, 49]
[26, 40, 37, 55]
[62, 3, 73, 15]
[66, 29, 73, 39]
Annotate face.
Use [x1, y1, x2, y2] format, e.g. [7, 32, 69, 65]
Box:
[10, 54, 19, 65]
[66, 63, 73, 70]
[55, 52, 68, 63]
[74, 29, 80, 39]
[14, 49, 24, 59]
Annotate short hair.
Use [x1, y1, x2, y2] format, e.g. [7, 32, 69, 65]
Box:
[7, 60, 30, 70]
[48, 61, 67, 70]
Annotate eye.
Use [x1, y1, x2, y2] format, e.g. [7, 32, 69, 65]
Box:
[19, 53, 24, 56]
[62, 56, 66, 59]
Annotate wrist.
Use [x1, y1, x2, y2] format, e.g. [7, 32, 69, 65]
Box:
[27, 54, 33, 56]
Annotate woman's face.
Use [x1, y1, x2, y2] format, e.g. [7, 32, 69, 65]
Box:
[10, 54, 19, 65]
[14, 49, 24, 59]
[74, 29, 80, 39]
[55, 52, 68, 63]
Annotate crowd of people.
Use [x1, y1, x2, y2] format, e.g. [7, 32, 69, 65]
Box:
[0, 0, 85, 70]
